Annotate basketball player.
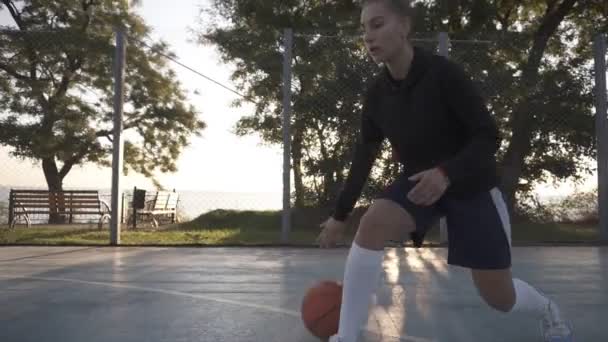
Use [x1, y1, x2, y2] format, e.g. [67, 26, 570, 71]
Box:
[316, 1, 574, 341]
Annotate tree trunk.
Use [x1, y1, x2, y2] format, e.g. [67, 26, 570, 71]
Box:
[500, 107, 534, 216]
[42, 157, 66, 224]
[498, 0, 578, 215]
[315, 126, 335, 207]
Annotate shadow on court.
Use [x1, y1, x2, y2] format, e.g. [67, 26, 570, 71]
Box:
[0, 246, 606, 341]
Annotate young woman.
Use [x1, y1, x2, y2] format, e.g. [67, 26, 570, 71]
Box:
[316, 1, 574, 341]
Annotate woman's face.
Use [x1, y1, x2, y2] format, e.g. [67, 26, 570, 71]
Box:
[360, 1, 411, 64]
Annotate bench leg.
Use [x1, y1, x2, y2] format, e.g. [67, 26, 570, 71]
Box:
[10, 214, 31, 229]
[151, 216, 159, 228]
[98, 214, 111, 230]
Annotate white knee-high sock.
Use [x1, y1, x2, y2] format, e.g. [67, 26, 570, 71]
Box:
[337, 242, 384, 342]
[510, 278, 551, 318]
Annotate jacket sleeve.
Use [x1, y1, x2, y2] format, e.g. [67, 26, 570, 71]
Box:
[438, 60, 501, 185]
[332, 91, 383, 221]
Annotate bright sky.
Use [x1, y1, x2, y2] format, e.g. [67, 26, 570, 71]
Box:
[0, 0, 284, 193]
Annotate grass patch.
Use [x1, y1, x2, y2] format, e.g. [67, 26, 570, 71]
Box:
[177, 209, 283, 231]
[0, 227, 110, 245]
[0, 226, 321, 246]
[512, 222, 599, 242]
[0, 209, 601, 246]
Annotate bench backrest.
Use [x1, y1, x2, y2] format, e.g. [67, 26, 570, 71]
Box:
[151, 191, 179, 211]
[10, 190, 103, 214]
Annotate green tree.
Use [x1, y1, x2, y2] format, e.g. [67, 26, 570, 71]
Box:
[0, 0, 206, 222]
[442, 0, 608, 214]
[424, 0, 607, 214]
[198, 0, 607, 214]
[198, 0, 390, 208]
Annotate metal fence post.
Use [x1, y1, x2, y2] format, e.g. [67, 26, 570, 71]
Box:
[110, 26, 126, 246]
[121, 192, 126, 224]
[8, 189, 14, 226]
[281, 28, 293, 244]
[594, 33, 608, 242]
[438, 32, 449, 244]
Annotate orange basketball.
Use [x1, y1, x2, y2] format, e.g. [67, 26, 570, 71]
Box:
[301, 280, 342, 339]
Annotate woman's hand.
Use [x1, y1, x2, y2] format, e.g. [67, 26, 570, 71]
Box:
[316, 217, 347, 248]
[407, 167, 450, 206]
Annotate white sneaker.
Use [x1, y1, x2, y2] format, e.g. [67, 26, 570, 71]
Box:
[327, 335, 341, 342]
[540, 300, 574, 341]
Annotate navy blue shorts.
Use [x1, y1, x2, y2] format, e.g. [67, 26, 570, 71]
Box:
[377, 173, 512, 270]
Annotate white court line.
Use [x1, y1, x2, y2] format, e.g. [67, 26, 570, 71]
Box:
[0, 274, 436, 342]
[0, 274, 300, 316]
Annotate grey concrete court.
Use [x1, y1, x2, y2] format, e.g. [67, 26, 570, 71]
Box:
[0, 246, 606, 341]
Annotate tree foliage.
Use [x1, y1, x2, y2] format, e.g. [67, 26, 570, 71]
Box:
[0, 0, 206, 199]
[198, 0, 607, 213]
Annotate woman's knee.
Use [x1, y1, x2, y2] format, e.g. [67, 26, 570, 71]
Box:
[355, 199, 415, 250]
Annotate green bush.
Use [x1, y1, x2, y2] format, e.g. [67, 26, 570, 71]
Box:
[0, 201, 7, 225]
[517, 190, 598, 224]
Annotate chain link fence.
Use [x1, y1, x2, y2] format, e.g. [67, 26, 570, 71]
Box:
[1, 23, 606, 242]
[448, 34, 598, 222]
[0, 27, 281, 231]
[282, 29, 603, 240]
[594, 33, 608, 241]
[287, 32, 441, 208]
[0, 28, 117, 228]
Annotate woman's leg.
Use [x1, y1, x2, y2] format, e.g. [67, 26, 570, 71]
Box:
[331, 199, 416, 342]
[471, 267, 573, 341]
[472, 268, 529, 313]
[445, 187, 572, 341]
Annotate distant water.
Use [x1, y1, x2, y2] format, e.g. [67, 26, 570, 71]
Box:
[157, 190, 282, 220]
[0, 184, 584, 224]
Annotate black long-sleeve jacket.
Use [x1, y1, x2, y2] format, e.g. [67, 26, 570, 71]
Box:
[333, 47, 501, 221]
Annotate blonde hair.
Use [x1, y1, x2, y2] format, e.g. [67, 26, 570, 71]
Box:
[360, 0, 414, 19]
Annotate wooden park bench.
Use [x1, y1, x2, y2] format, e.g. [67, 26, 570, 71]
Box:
[8, 189, 111, 229]
[130, 190, 179, 228]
